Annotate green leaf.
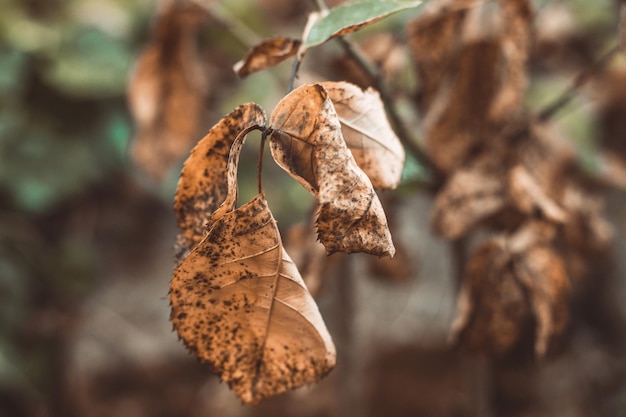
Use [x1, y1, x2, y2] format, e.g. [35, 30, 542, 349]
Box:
[303, 0, 422, 48]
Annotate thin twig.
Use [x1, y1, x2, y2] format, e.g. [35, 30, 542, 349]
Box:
[287, 58, 302, 93]
[538, 45, 620, 122]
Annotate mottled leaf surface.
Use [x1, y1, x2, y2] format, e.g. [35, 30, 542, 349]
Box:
[269, 84, 394, 257]
[174, 103, 267, 258]
[320, 81, 405, 189]
[234, 37, 301, 78]
[171, 128, 335, 405]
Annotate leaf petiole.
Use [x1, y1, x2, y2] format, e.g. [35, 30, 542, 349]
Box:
[258, 128, 273, 194]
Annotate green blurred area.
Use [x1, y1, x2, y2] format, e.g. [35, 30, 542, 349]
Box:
[0, 0, 149, 214]
[0, 0, 152, 400]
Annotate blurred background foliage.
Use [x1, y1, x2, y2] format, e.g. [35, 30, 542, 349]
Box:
[0, 1, 148, 411]
[0, 0, 624, 416]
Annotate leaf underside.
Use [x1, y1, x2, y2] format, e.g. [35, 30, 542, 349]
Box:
[320, 81, 405, 190]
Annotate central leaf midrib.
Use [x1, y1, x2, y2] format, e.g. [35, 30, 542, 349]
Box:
[253, 221, 284, 392]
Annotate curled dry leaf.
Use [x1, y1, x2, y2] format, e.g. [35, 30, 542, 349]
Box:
[508, 165, 568, 224]
[320, 81, 405, 189]
[128, 2, 211, 180]
[506, 121, 573, 224]
[560, 182, 613, 254]
[408, 0, 531, 173]
[431, 119, 575, 239]
[171, 127, 335, 405]
[490, 0, 532, 122]
[407, 1, 467, 112]
[451, 233, 569, 357]
[269, 83, 395, 257]
[513, 245, 569, 357]
[174, 103, 267, 258]
[431, 151, 507, 239]
[450, 239, 529, 355]
[233, 37, 301, 78]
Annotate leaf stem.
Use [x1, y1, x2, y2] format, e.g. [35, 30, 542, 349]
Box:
[287, 58, 302, 93]
[258, 128, 271, 194]
[538, 45, 619, 122]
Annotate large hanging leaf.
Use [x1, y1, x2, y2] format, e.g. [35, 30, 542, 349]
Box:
[269, 83, 395, 257]
[171, 127, 335, 405]
[303, 0, 423, 49]
[174, 103, 267, 258]
[320, 81, 405, 189]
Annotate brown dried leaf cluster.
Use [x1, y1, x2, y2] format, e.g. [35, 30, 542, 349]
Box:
[408, 0, 532, 173]
[128, 1, 210, 180]
[431, 121, 573, 239]
[171, 81, 401, 403]
[408, 0, 614, 356]
[451, 230, 569, 357]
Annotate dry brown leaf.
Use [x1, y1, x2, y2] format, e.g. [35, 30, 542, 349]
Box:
[174, 103, 267, 258]
[560, 182, 613, 254]
[408, 0, 531, 173]
[422, 38, 502, 172]
[320, 81, 405, 189]
[506, 121, 574, 224]
[506, 219, 557, 254]
[451, 232, 570, 357]
[488, 0, 532, 121]
[512, 246, 569, 357]
[171, 127, 335, 405]
[431, 151, 507, 239]
[128, 2, 210, 180]
[508, 165, 568, 224]
[233, 37, 301, 78]
[450, 239, 530, 355]
[269, 84, 395, 257]
[407, 2, 467, 111]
